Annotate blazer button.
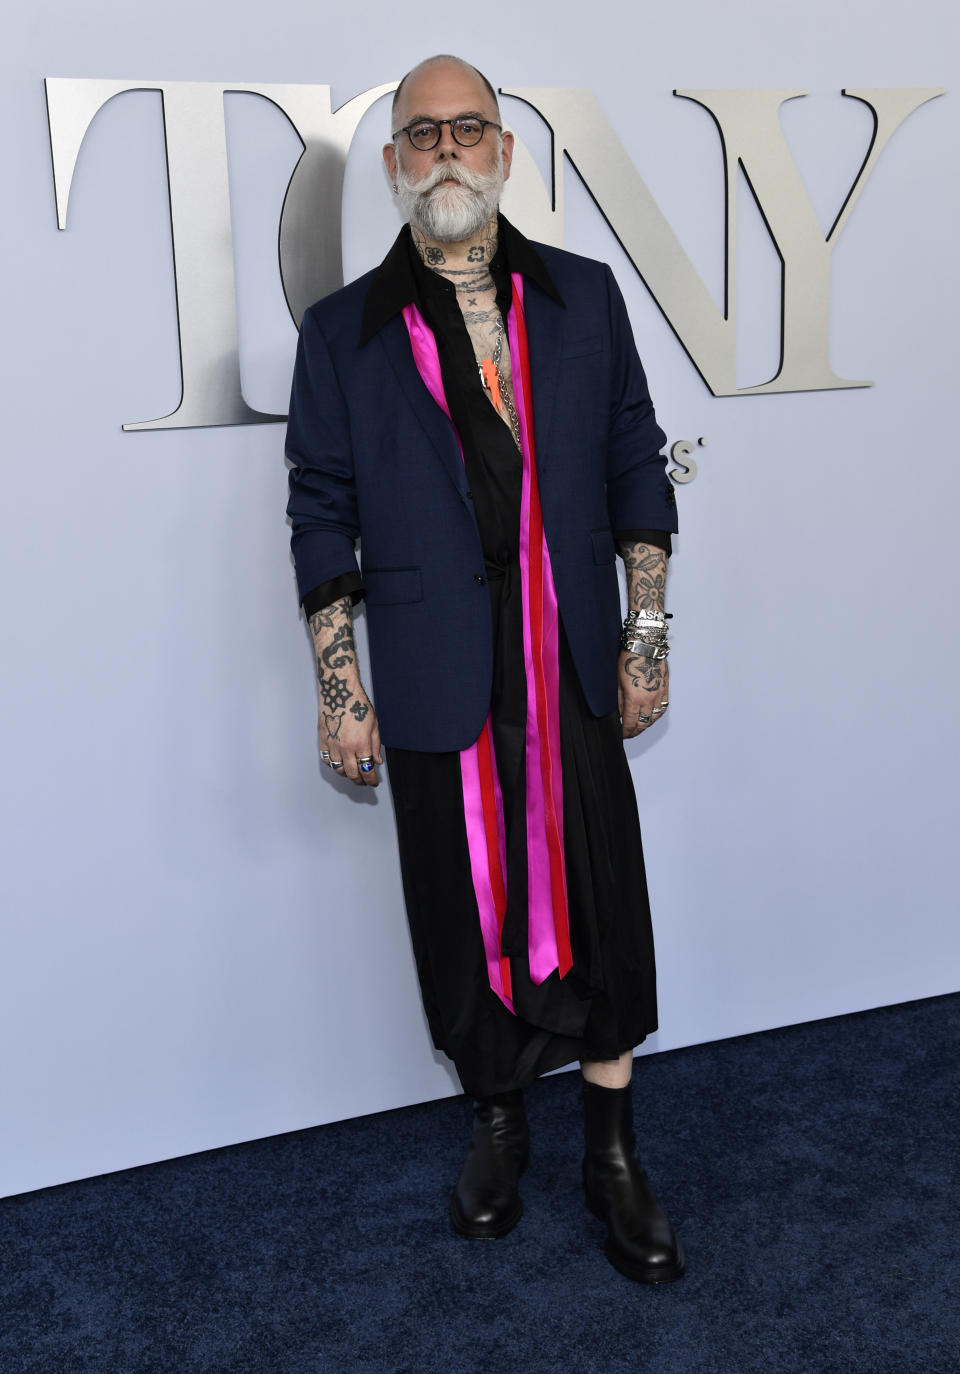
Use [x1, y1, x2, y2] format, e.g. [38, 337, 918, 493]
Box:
[474, 573, 486, 585]
[466, 490, 474, 500]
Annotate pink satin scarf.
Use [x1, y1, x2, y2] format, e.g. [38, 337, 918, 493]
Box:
[401, 274, 572, 1014]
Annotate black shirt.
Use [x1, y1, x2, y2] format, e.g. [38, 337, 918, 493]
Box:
[301, 216, 671, 619]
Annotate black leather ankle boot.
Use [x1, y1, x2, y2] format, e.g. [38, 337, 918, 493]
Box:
[450, 1089, 530, 1239]
[581, 1078, 685, 1283]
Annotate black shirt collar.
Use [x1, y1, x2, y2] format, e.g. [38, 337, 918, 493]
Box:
[358, 213, 564, 346]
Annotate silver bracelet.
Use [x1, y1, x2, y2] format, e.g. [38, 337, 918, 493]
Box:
[622, 632, 668, 649]
[622, 623, 669, 644]
[623, 610, 667, 629]
[621, 638, 669, 660]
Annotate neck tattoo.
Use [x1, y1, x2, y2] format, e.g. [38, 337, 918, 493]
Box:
[411, 218, 519, 448]
[411, 217, 498, 274]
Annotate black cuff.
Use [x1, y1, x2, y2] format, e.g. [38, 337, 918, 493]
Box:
[302, 571, 365, 619]
[614, 529, 672, 557]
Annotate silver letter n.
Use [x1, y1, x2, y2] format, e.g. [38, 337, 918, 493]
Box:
[502, 86, 944, 395]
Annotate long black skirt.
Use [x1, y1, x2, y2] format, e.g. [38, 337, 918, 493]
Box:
[385, 554, 658, 1098]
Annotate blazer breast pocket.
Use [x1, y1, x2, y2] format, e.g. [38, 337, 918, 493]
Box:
[362, 566, 423, 605]
[562, 335, 603, 359]
[590, 529, 617, 565]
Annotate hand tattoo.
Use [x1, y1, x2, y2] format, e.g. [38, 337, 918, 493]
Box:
[320, 672, 352, 712]
[623, 654, 666, 691]
[350, 700, 369, 722]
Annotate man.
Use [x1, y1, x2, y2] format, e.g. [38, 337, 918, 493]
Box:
[285, 54, 684, 1284]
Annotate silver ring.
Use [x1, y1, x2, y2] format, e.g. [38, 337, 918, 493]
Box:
[320, 749, 330, 761]
[330, 759, 345, 770]
[358, 756, 374, 764]
[660, 701, 669, 708]
[359, 761, 374, 773]
[637, 713, 652, 723]
[651, 707, 664, 716]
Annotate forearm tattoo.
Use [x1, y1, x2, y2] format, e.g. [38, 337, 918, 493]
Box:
[307, 598, 350, 633]
[308, 596, 370, 739]
[319, 621, 355, 671]
[617, 540, 667, 612]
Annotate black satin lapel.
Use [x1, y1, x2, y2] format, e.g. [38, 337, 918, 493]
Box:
[376, 315, 469, 498]
[522, 285, 566, 464]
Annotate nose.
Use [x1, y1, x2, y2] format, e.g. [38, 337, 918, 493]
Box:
[435, 121, 460, 157]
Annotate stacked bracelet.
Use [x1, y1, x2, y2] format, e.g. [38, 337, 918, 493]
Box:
[621, 608, 671, 659]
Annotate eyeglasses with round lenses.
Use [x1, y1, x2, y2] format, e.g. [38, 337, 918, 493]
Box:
[393, 116, 502, 151]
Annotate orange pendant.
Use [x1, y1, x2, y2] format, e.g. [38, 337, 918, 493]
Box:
[480, 357, 503, 414]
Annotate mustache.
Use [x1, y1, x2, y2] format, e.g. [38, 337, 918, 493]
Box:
[405, 159, 499, 195]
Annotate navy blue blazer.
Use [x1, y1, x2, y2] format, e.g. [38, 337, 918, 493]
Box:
[285, 227, 678, 753]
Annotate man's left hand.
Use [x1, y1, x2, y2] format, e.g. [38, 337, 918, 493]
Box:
[618, 651, 669, 739]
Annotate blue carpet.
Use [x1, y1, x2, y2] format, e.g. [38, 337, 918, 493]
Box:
[2, 993, 957, 1373]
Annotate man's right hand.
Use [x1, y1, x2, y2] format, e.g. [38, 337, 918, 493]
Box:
[308, 595, 382, 788]
[318, 680, 382, 787]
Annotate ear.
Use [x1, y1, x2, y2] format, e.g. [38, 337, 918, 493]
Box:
[500, 129, 515, 183]
[382, 142, 397, 185]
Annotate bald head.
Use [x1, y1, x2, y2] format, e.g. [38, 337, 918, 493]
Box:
[391, 54, 500, 130]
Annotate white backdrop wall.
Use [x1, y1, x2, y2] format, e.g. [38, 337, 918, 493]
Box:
[1, 0, 956, 1198]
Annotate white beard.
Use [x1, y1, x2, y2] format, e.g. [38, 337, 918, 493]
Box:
[395, 151, 504, 243]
